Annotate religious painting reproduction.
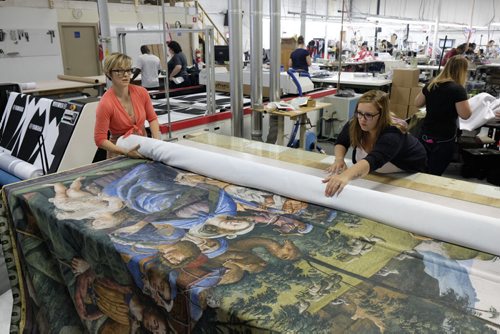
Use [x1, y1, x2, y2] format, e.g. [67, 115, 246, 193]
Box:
[1, 159, 499, 333]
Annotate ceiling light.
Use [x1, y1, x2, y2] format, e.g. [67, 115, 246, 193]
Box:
[439, 22, 467, 28]
[366, 16, 433, 25]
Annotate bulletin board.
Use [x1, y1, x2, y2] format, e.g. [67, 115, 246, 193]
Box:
[0, 28, 59, 58]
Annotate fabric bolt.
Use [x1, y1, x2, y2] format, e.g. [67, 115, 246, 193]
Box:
[0, 152, 43, 180]
[117, 135, 500, 256]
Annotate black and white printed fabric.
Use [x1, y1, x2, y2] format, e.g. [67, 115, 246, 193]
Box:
[0, 92, 83, 175]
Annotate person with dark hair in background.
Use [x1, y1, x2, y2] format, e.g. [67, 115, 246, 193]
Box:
[94, 53, 160, 159]
[288, 36, 312, 72]
[167, 40, 189, 87]
[323, 90, 427, 197]
[415, 55, 472, 175]
[131, 45, 161, 89]
[307, 40, 318, 59]
[354, 41, 372, 60]
[380, 39, 394, 55]
[440, 43, 466, 66]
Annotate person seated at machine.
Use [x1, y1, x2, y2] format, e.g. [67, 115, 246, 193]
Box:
[323, 90, 427, 197]
[486, 40, 499, 59]
[441, 43, 466, 66]
[354, 41, 373, 61]
[380, 39, 394, 55]
[288, 35, 312, 73]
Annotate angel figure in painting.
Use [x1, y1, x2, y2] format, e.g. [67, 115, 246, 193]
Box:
[49, 176, 124, 229]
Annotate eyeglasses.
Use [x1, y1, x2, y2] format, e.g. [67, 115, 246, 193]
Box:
[111, 68, 133, 76]
[354, 110, 380, 121]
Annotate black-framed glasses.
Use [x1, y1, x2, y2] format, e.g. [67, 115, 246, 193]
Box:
[111, 68, 133, 76]
[354, 110, 380, 121]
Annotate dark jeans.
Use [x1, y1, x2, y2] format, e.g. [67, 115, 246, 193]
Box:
[419, 137, 455, 176]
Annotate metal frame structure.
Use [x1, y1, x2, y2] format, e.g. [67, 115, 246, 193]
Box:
[116, 26, 216, 139]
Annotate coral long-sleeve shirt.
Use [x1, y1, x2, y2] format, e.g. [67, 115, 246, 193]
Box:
[94, 84, 158, 147]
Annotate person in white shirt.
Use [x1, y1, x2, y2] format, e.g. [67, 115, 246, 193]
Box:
[132, 45, 161, 89]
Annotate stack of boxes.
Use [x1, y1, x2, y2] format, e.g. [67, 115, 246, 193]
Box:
[389, 68, 423, 119]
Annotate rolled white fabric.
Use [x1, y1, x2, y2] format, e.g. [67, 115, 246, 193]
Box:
[118, 135, 500, 256]
[0, 152, 44, 180]
[19, 82, 37, 90]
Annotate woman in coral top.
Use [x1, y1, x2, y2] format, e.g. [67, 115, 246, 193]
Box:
[94, 53, 160, 159]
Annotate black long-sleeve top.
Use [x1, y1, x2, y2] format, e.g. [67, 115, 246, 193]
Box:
[336, 121, 427, 172]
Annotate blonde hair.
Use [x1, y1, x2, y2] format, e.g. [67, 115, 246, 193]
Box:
[428, 55, 468, 91]
[103, 52, 132, 79]
[349, 90, 394, 148]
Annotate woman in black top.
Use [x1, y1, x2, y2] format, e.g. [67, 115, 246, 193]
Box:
[415, 55, 472, 175]
[288, 35, 312, 72]
[324, 90, 427, 197]
[167, 40, 189, 87]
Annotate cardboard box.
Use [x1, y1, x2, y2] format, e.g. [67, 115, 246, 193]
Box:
[390, 86, 411, 105]
[306, 99, 316, 107]
[281, 37, 297, 71]
[389, 102, 409, 119]
[409, 86, 423, 106]
[407, 106, 421, 118]
[392, 68, 420, 87]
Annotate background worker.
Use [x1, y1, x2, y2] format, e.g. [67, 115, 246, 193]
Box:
[415, 55, 472, 176]
[289, 35, 312, 72]
[167, 40, 189, 87]
[131, 45, 161, 90]
[440, 43, 466, 66]
[94, 53, 161, 159]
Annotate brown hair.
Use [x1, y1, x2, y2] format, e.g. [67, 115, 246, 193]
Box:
[103, 52, 132, 79]
[428, 55, 468, 91]
[349, 90, 392, 148]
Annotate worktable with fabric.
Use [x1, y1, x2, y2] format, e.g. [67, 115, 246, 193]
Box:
[1, 133, 499, 333]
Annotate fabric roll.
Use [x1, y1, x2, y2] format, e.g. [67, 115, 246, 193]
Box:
[19, 82, 37, 90]
[0, 152, 44, 180]
[0, 169, 21, 186]
[118, 135, 500, 257]
[57, 74, 100, 84]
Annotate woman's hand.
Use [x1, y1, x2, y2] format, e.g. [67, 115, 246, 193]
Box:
[325, 159, 347, 175]
[322, 173, 350, 197]
[124, 144, 144, 159]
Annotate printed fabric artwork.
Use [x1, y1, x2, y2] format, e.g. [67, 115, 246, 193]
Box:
[1, 159, 499, 333]
[0, 92, 82, 174]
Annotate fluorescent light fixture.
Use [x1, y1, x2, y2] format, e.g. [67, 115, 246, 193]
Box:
[491, 22, 500, 26]
[439, 22, 467, 28]
[344, 22, 376, 27]
[287, 11, 327, 18]
[366, 16, 433, 25]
